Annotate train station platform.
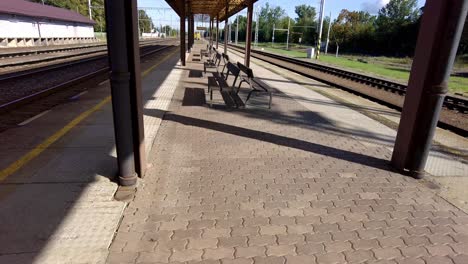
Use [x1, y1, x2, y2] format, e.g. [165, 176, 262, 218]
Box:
[105, 42, 468, 264]
[0, 42, 467, 263]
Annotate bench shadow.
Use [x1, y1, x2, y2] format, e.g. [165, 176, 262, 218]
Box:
[155, 111, 394, 172]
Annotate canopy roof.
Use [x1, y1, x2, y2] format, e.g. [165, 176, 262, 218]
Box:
[166, 0, 257, 21]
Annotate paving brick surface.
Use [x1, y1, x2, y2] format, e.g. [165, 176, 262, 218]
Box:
[106, 43, 468, 264]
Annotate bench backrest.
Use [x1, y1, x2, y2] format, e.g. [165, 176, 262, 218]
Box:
[225, 62, 240, 89]
[237, 62, 254, 78]
[220, 53, 230, 73]
[214, 52, 222, 66]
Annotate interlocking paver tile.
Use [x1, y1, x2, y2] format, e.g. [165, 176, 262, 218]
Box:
[343, 249, 376, 263]
[247, 235, 277, 247]
[105, 44, 468, 264]
[188, 238, 218, 250]
[204, 247, 235, 260]
[451, 254, 468, 264]
[266, 245, 296, 257]
[219, 236, 248, 248]
[235, 246, 266, 258]
[136, 251, 171, 263]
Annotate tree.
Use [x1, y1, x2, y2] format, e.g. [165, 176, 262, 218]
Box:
[375, 0, 421, 56]
[459, 18, 468, 54]
[31, 0, 106, 32]
[138, 10, 154, 34]
[376, 0, 419, 31]
[331, 9, 376, 53]
[258, 3, 286, 42]
[294, 5, 317, 45]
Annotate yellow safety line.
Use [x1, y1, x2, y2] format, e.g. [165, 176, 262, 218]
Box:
[0, 47, 179, 182]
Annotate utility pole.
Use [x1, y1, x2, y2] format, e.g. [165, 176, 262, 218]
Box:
[272, 24, 275, 46]
[235, 15, 239, 45]
[88, 0, 92, 20]
[316, 0, 325, 59]
[325, 12, 331, 54]
[286, 18, 290, 50]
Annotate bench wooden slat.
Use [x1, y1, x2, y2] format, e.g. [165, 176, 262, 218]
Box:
[229, 91, 245, 108]
[220, 90, 236, 108]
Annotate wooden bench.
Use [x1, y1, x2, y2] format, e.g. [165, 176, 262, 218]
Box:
[212, 53, 230, 79]
[237, 62, 273, 109]
[200, 44, 212, 58]
[204, 52, 221, 73]
[208, 62, 245, 108]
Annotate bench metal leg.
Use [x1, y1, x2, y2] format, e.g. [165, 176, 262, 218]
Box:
[268, 92, 272, 109]
[210, 89, 213, 108]
[237, 80, 246, 94]
[246, 90, 255, 103]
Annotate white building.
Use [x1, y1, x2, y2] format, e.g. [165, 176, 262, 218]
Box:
[0, 0, 96, 47]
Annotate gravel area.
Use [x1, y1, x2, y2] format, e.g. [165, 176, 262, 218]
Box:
[247, 49, 468, 133]
[0, 58, 108, 106]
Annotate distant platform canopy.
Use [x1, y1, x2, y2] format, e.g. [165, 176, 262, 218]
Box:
[166, 0, 258, 21]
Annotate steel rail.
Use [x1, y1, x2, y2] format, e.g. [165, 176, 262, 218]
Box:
[0, 38, 173, 59]
[0, 40, 172, 82]
[228, 44, 468, 114]
[0, 39, 175, 69]
[0, 44, 175, 112]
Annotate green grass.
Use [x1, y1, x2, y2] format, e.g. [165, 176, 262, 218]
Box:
[240, 43, 468, 94]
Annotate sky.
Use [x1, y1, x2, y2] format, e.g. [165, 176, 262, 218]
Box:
[137, 0, 426, 30]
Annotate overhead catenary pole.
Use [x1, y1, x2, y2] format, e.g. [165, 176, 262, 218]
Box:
[272, 24, 275, 46]
[391, 0, 468, 178]
[286, 18, 290, 50]
[325, 12, 331, 54]
[316, 0, 325, 59]
[88, 0, 92, 20]
[254, 7, 259, 47]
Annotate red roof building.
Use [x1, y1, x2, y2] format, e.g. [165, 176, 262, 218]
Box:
[0, 0, 95, 25]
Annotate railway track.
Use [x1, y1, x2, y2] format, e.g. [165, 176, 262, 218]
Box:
[228, 44, 468, 136]
[0, 39, 169, 59]
[0, 41, 177, 113]
[0, 38, 175, 69]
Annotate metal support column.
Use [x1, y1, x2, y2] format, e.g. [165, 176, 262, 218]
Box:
[187, 14, 191, 51]
[391, 0, 468, 178]
[245, 0, 253, 67]
[216, 16, 219, 49]
[190, 14, 194, 48]
[180, 2, 186, 66]
[235, 15, 239, 45]
[104, 0, 141, 186]
[224, 0, 229, 54]
[209, 18, 213, 47]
